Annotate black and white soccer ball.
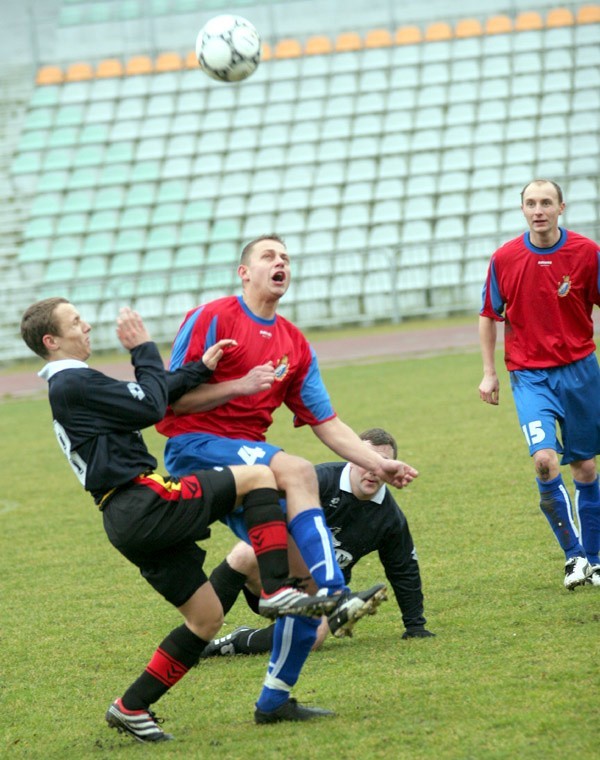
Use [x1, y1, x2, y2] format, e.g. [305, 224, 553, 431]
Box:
[195, 15, 261, 83]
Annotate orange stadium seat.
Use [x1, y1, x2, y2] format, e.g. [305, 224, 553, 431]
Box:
[514, 11, 543, 31]
[577, 5, 600, 23]
[155, 52, 183, 72]
[65, 62, 93, 82]
[364, 28, 393, 48]
[485, 15, 513, 34]
[126, 55, 153, 75]
[304, 35, 333, 55]
[546, 8, 575, 27]
[274, 38, 302, 58]
[96, 58, 124, 78]
[335, 32, 362, 52]
[395, 25, 422, 45]
[184, 50, 198, 68]
[455, 18, 483, 37]
[425, 22, 453, 41]
[36, 65, 63, 85]
[261, 42, 272, 61]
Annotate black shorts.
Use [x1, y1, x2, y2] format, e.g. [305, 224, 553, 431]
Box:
[102, 468, 237, 607]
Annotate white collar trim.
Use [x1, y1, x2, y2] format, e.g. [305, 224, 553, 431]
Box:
[38, 359, 88, 382]
[339, 462, 386, 504]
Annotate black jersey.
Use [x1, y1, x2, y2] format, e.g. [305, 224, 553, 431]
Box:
[316, 461, 426, 630]
[40, 342, 213, 504]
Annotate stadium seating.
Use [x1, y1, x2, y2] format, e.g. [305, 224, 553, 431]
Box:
[4, 4, 600, 354]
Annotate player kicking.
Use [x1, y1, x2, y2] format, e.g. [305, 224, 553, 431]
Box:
[21, 298, 339, 743]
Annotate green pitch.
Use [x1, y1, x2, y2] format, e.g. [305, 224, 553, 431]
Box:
[1, 350, 598, 759]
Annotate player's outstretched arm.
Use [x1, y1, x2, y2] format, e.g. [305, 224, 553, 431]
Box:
[311, 417, 419, 489]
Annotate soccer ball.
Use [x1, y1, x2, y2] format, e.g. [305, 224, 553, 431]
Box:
[195, 15, 261, 83]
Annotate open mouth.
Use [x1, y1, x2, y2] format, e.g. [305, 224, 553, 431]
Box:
[272, 272, 285, 283]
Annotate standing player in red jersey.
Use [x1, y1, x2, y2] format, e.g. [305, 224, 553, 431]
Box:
[157, 234, 419, 723]
[479, 179, 600, 590]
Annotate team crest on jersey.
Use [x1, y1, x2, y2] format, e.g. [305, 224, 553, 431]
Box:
[557, 275, 571, 297]
[274, 355, 289, 381]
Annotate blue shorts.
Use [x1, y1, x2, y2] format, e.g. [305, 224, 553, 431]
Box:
[509, 353, 600, 464]
[164, 432, 284, 541]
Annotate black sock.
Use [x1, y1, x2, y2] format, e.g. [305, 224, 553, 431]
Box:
[235, 625, 275, 655]
[209, 558, 248, 615]
[121, 624, 208, 710]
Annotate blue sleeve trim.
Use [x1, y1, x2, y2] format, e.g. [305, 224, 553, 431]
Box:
[299, 348, 335, 422]
[170, 308, 203, 370]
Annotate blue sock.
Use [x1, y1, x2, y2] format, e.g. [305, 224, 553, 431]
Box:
[287, 508, 346, 593]
[537, 475, 584, 559]
[574, 477, 600, 565]
[255, 616, 320, 713]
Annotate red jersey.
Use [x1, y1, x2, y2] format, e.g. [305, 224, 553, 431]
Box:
[480, 228, 600, 371]
[156, 295, 336, 441]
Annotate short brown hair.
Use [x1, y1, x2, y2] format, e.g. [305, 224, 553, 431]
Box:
[359, 427, 398, 458]
[21, 297, 69, 359]
[240, 234, 286, 265]
[520, 179, 563, 204]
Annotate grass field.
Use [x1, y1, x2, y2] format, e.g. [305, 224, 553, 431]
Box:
[1, 344, 598, 759]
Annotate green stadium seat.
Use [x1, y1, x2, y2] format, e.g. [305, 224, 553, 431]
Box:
[60, 81, 91, 105]
[125, 182, 156, 207]
[11, 152, 42, 175]
[206, 241, 238, 264]
[73, 145, 105, 167]
[173, 245, 204, 269]
[24, 216, 55, 239]
[275, 210, 305, 234]
[78, 255, 109, 278]
[309, 185, 341, 208]
[30, 86, 61, 108]
[83, 231, 114, 256]
[143, 248, 172, 272]
[19, 130, 49, 151]
[50, 234, 83, 260]
[105, 141, 135, 164]
[109, 251, 142, 276]
[202, 267, 236, 290]
[156, 179, 188, 204]
[36, 169, 69, 192]
[23, 108, 54, 131]
[130, 161, 161, 183]
[96, 163, 130, 187]
[147, 225, 178, 249]
[44, 258, 77, 282]
[283, 165, 315, 189]
[56, 213, 88, 236]
[210, 218, 241, 242]
[278, 188, 308, 212]
[19, 238, 51, 263]
[88, 209, 118, 233]
[94, 186, 125, 210]
[30, 192, 63, 217]
[312, 160, 344, 187]
[242, 212, 275, 238]
[86, 100, 116, 123]
[120, 206, 151, 229]
[151, 202, 182, 226]
[54, 105, 84, 128]
[114, 228, 145, 253]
